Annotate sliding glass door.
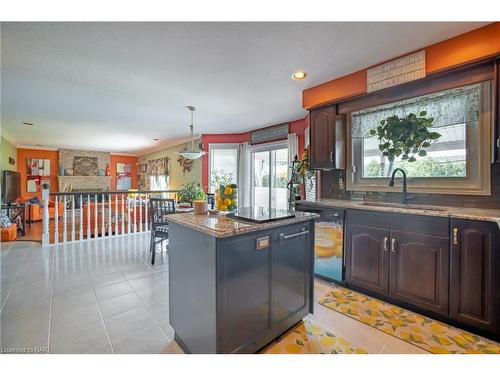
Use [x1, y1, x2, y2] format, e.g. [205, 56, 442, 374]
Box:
[251, 142, 288, 210]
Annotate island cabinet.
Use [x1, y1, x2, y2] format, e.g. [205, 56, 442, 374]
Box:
[450, 219, 500, 335]
[309, 105, 345, 170]
[345, 210, 450, 316]
[168, 216, 315, 354]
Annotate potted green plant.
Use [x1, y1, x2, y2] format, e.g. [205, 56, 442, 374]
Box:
[370, 111, 441, 162]
[177, 182, 206, 207]
[296, 146, 316, 191]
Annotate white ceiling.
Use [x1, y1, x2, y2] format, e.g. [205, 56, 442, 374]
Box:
[1, 22, 488, 155]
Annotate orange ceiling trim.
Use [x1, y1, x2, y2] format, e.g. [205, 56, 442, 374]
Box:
[302, 22, 500, 110]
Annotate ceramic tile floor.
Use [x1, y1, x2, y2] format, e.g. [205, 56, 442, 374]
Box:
[1, 234, 426, 354]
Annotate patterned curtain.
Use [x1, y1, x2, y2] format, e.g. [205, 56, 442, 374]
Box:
[142, 157, 169, 190]
[351, 83, 481, 138]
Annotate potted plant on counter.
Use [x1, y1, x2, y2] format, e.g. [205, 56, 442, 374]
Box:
[177, 182, 206, 207]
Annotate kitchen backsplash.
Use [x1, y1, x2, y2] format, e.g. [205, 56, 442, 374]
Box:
[319, 163, 500, 209]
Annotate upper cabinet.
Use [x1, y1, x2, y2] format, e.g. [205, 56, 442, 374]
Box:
[495, 59, 500, 162]
[309, 105, 345, 170]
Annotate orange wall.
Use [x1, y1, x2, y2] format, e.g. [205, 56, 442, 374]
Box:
[17, 149, 139, 198]
[303, 22, 500, 109]
[17, 148, 59, 198]
[109, 154, 138, 190]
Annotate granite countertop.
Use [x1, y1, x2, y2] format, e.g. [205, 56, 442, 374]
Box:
[167, 211, 319, 239]
[296, 199, 500, 228]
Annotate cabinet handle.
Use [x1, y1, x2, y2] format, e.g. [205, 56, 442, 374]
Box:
[330, 151, 334, 163]
[280, 228, 309, 240]
[453, 228, 459, 245]
[383, 237, 389, 252]
[391, 238, 397, 253]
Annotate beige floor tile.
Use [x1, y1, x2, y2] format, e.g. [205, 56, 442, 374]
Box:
[380, 335, 429, 354]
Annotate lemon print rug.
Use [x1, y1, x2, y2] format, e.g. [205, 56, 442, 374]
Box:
[261, 319, 367, 354]
[319, 286, 500, 354]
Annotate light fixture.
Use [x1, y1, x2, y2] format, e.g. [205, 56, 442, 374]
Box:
[22, 122, 34, 126]
[176, 106, 206, 160]
[291, 71, 307, 80]
[153, 138, 159, 141]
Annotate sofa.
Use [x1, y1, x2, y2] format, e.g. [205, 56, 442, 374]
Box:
[29, 200, 65, 222]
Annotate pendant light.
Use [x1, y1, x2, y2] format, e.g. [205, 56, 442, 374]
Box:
[176, 105, 206, 160]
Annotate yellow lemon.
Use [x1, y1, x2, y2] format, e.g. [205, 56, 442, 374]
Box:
[224, 187, 232, 195]
[284, 343, 302, 354]
[220, 204, 228, 211]
[223, 198, 231, 206]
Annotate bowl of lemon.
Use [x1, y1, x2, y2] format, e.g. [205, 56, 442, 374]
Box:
[215, 184, 238, 212]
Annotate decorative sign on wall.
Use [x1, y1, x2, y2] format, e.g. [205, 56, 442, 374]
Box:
[367, 50, 426, 93]
[251, 123, 289, 144]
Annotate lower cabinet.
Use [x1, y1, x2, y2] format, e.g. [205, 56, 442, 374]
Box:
[217, 222, 314, 353]
[389, 231, 449, 315]
[345, 224, 389, 295]
[345, 209, 500, 337]
[450, 219, 500, 334]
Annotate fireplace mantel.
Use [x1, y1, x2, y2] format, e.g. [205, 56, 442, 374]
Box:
[58, 176, 112, 192]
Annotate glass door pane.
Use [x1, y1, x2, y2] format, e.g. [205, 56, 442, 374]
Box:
[253, 150, 270, 208]
[271, 148, 289, 210]
[251, 144, 288, 210]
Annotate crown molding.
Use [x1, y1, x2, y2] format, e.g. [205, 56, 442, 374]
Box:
[16, 144, 59, 151]
[110, 152, 139, 157]
[0, 129, 18, 147]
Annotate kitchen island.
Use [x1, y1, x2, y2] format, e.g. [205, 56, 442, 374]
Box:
[167, 209, 317, 354]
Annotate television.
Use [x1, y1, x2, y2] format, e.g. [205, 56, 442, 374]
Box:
[2, 170, 21, 205]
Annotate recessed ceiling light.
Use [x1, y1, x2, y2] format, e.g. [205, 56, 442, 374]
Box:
[153, 138, 159, 141]
[22, 122, 34, 126]
[291, 71, 307, 80]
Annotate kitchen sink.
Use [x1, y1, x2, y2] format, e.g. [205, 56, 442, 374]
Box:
[360, 201, 448, 212]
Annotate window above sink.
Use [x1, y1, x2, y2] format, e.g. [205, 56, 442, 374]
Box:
[346, 81, 492, 196]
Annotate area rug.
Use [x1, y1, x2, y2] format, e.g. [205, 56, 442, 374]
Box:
[319, 286, 500, 354]
[261, 319, 367, 354]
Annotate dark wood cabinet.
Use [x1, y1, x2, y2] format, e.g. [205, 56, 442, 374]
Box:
[450, 219, 500, 335]
[345, 224, 390, 295]
[309, 105, 345, 170]
[495, 59, 500, 162]
[389, 230, 449, 315]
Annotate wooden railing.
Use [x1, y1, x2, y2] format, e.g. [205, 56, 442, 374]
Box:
[41, 185, 179, 246]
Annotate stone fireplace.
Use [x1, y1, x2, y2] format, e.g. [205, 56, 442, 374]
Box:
[58, 148, 112, 192]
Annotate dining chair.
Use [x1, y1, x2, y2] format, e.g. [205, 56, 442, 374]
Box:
[149, 198, 176, 265]
[206, 193, 215, 209]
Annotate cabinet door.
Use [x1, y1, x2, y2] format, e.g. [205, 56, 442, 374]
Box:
[450, 220, 500, 333]
[345, 224, 390, 295]
[271, 224, 312, 324]
[310, 105, 335, 169]
[389, 231, 449, 315]
[217, 233, 271, 353]
[495, 59, 500, 162]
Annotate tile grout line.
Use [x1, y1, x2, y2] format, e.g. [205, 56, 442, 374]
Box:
[82, 244, 117, 354]
[0, 249, 28, 313]
[47, 245, 56, 353]
[123, 270, 173, 344]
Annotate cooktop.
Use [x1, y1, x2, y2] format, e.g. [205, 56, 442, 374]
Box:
[228, 207, 295, 223]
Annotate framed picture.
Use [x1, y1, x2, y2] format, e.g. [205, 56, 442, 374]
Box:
[116, 162, 125, 174]
[139, 164, 147, 174]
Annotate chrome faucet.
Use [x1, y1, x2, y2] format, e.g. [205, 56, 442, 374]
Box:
[388, 168, 413, 204]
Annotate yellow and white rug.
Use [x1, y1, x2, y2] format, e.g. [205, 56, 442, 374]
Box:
[319, 286, 500, 354]
[261, 319, 367, 354]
